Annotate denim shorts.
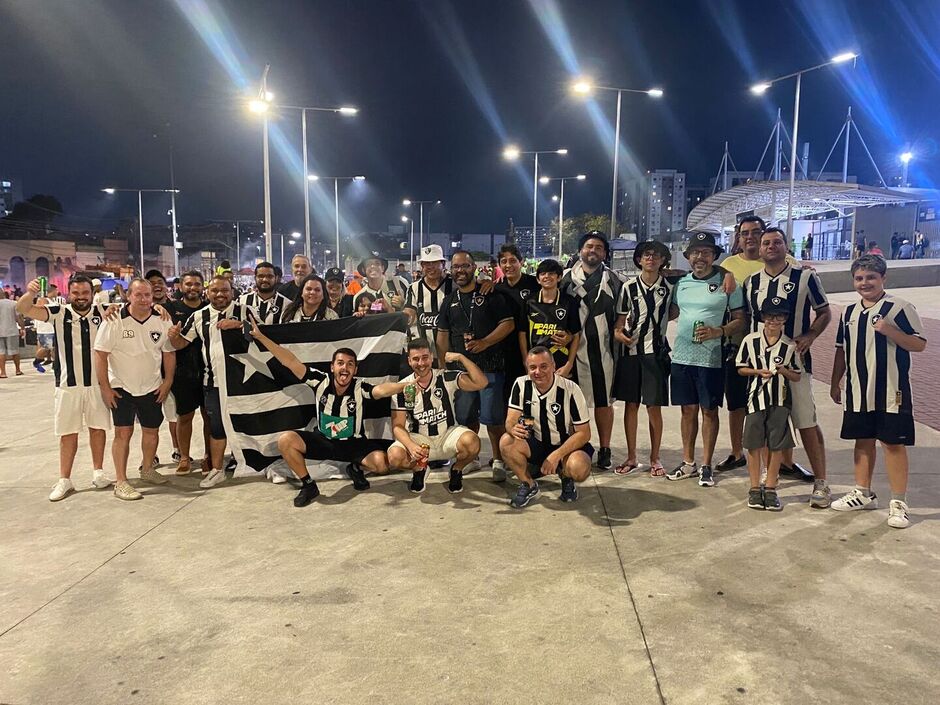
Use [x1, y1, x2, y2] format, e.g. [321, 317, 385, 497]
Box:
[455, 372, 506, 426]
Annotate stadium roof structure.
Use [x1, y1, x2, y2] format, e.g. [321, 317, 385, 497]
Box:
[686, 180, 939, 232]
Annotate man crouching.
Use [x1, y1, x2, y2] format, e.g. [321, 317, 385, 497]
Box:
[500, 346, 593, 508]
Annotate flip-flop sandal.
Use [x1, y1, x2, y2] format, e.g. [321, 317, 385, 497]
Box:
[15, 371, 24, 376]
[614, 461, 640, 476]
[650, 462, 666, 477]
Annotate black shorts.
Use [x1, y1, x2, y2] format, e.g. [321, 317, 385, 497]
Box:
[614, 353, 669, 406]
[670, 363, 723, 410]
[841, 411, 915, 446]
[526, 437, 594, 477]
[296, 430, 392, 463]
[171, 377, 204, 417]
[743, 406, 794, 451]
[724, 352, 748, 411]
[203, 386, 226, 440]
[112, 388, 164, 429]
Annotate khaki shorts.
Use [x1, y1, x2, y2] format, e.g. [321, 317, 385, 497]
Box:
[389, 425, 474, 462]
[54, 386, 112, 436]
[788, 373, 818, 429]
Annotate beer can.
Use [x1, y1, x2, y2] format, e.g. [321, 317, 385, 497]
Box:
[693, 320, 705, 343]
[416, 443, 431, 470]
[38, 276, 48, 298]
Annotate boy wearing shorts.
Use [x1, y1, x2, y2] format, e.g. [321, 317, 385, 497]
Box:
[736, 297, 802, 511]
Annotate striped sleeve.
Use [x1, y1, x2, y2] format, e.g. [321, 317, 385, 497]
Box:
[735, 336, 751, 367]
[569, 384, 590, 426]
[807, 272, 829, 309]
[181, 311, 200, 341]
[615, 279, 632, 315]
[835, 310, 846, 347]
[303, 365, 328, 386]
[895, 301, 925, 339]
[359, 381, 375, 399]
[508, 377, 524, 410]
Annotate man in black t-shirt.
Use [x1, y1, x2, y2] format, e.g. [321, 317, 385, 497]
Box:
[437, 250, 515, 480]
[495, 244, 540, 411]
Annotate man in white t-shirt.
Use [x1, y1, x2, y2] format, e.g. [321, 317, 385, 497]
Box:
[94, 279, 175, 500]
[0, 290, 23, 378]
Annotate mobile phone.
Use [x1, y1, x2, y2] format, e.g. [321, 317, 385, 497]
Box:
[242, 319, 254, 342]
[370, 300, 385, 312]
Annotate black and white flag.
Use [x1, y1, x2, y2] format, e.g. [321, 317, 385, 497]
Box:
[215, 313, 407, 478]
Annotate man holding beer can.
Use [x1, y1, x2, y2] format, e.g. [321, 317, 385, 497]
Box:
[500, 346, 593, 508]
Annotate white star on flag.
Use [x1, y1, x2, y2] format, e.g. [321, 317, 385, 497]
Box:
[232, 346, 275, 383]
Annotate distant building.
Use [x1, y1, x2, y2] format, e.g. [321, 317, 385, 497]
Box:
[0, 178, 23, 216]
[510, 225, 550, 258]
[647, 170, 686, 240]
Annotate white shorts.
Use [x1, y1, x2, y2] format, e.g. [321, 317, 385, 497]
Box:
[789, 373, 818, 430]
[163, 391, 177, 423]
[389, 425, 474, 462]
[54, 386, 112, 436]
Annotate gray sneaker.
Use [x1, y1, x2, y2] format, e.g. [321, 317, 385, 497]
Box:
[810, 482, 832, 509]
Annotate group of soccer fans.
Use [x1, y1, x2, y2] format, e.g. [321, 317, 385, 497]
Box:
[12, 223, 927, 528]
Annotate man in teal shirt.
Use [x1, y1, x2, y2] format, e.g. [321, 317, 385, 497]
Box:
[667, 231, 745, 487]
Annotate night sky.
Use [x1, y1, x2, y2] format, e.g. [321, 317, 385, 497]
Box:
[2, 0, 938, 238]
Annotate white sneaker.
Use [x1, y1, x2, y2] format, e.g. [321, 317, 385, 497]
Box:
[830, 488, 878, 512]
[463, 459, 482, 474]
[491, 459, 507, 482]
[92, 469, 114, 489]
[199, 468, 226, 489]
[271, 472, 288, 484]
[887, 499, 910, 529]
[49, 478, 75, 502]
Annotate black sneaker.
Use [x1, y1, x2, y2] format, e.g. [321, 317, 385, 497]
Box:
[225, 456, 237, 472]
[172, 450, 182, 463]
[780, 462, 815, 483]
[560, 475, 577, 502]
[763, 488, 782, 511]
[747, 488, 765, 510]
[595, 447, 612, 470]
[345, 463, 371, 491]
[510, 482, 540, 508]
[715, 454, 746, 472]
[293, 481, 320, 507]
[698, 464, 715, 487]
[409, 470, 427, 494]
[447, 468, 463, 494]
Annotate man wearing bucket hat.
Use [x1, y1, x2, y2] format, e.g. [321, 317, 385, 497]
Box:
[612, 239, 675, 476]
[352, 254, 409, 313]
[666, 231, 745, 487]
[404, 244, 453, 361]
[560, 230, 623, 470]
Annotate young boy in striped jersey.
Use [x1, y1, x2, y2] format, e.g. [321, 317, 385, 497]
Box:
[829, 255, 927, 529]
[736, 297, 802, 511]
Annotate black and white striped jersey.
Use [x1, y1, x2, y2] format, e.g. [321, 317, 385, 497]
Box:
[238, 291, 291, 324]
[742, 264, 828, 372]
[404, 276, 453, 355]
[179, 302, 252, 388]
[835, 293, 925, 414]
[45, 302, 109, 388]
[352, 277, 410, 311]
[735, 331, 802, 414]
[303, 366, 375, 439]
[616, 274, 673, 357]
[285, 307, 339, 322]
[391, 369, 463, 437]
[508, 374, 590, 446]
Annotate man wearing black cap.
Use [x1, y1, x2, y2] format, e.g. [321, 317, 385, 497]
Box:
[238, 261, 291, 324]
[612, 240, 675, 476]
[666, 231, 745, 487]
[352, 255, 409, 313]
[323, 267, 351, 317]
[560, 231, 622, 470]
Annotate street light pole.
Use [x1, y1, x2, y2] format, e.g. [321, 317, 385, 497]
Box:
[402, 199, 442, 255]
[262, 109, 272, 262]
[750, 52, 858, 241]
[169, 148, 180, 277]
[610, 89, 622, 240]
[531, 153, 539, 259]
[540, 174, 586, 260]
[137, 190, 145, 273]
[302, 108, 311, 259]
[334, 178, 340, 267]
[570, 79, 663, 241]
[785, 72, 801, 241]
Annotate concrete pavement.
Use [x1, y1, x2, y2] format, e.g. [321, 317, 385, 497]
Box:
[2, 364, 940, 704]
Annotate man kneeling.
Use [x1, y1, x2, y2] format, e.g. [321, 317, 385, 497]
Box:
[387, 339, 488, 493]
[249, 319, 407, 507]
[500, 346, 593, 508]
